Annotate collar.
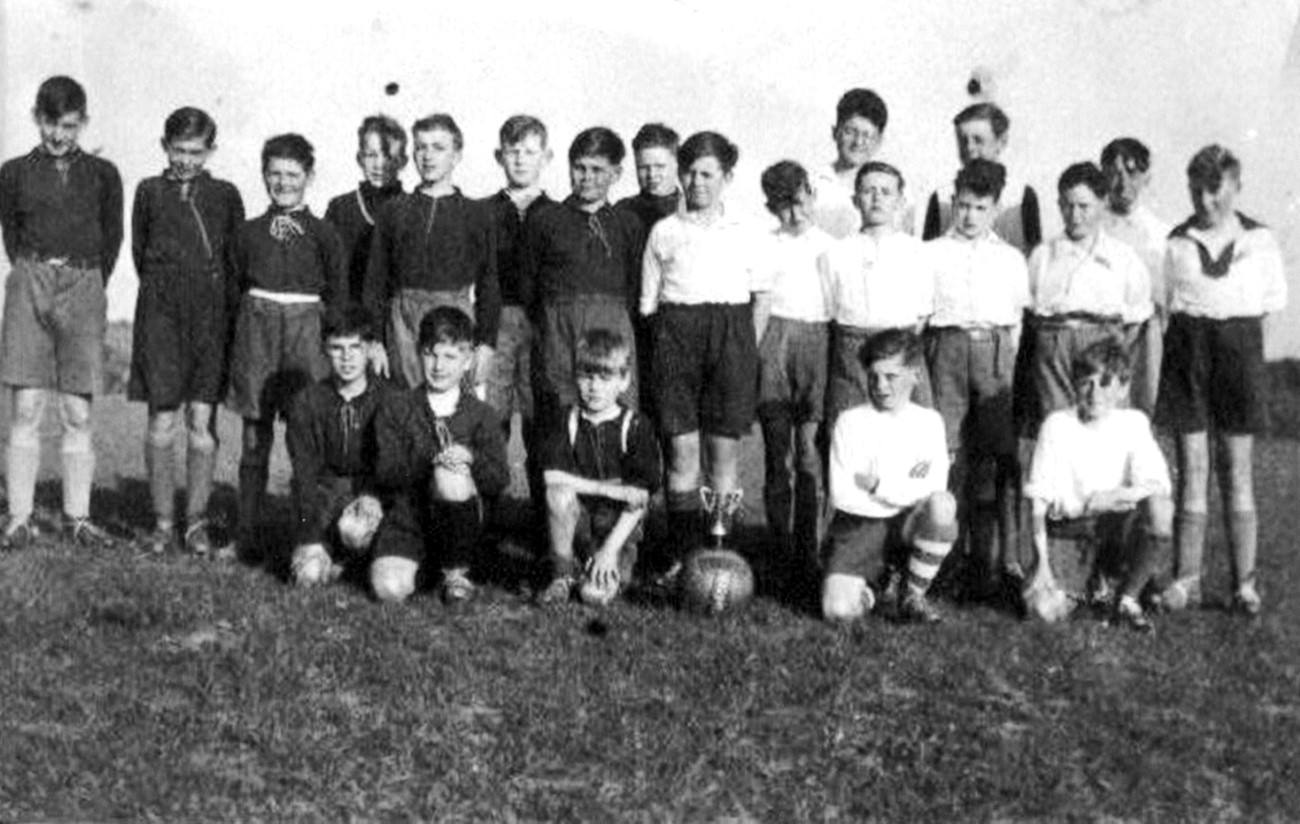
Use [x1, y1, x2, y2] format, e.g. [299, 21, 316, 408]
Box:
[360, 180, 403, 199]
[563, 194, 611, 216]
[267, 203, 310, 217]
[30, 144, 83, 164]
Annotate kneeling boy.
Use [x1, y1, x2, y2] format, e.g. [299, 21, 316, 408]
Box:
[370, 307, 509, 603]
[538, 329, 661, 606]
[1022, 339, 1171, 630]
[823, 329, 957, 623]
[286, 306, 392, 586]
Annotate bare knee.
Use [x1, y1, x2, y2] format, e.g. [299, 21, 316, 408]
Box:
[822, 573, 872, 622]
[148, 410, 178, 449]
[291, 543, 333, 587]
[186, 404, 217, 453]
[370, 556, 419, 603]
[10, 389, 47, 436]
[58, 393, 92, 434]
[545, 484, 580, 521]
[1143, 494, 1174, 538]
[337, 495, 383, 553]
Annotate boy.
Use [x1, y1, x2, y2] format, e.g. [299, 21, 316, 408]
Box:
[227, 133, 347, 555]
[370, 307, 509, 603]
[823, 329, 957, 623]
[756, 161, 833, 578]
[524, 127, 644, 429]
[325, 115, 407, 306]
[363, 114, 500, 391]
[922, 101, 1042, 256]
[537, 329, 660, 606]
[1016, 161, 1151, 439]
[1100, 138, 1170, 415]
[286, 305, 393, 586]
[0, 76, 123, 548]
[129, 106, 245, 554]
[812, 88, 892, 239]
[1022, 339, 1172, 631]
[924, 159, 1030, 600]
[819, 161, 932, 427]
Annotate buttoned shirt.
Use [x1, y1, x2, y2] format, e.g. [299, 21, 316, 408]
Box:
[820, 230, 931, 329]
[926, 230, 1030, 328]
[1027, 230, 1152, 323]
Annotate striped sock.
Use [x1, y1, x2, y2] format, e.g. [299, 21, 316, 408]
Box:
[907, 538, 954, 596]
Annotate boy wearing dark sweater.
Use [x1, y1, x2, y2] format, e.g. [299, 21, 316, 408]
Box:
[0, 76, 123, 548]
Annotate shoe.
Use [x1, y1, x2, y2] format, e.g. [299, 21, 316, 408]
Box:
[1155, 576, 1202, 612]
[1113, 595, 1153, 633]
[1232, 582, 1262, 617]
[184, 519, 214, 556]
[898, 590, 942, 624]
[1087, 574, 1117, 607]
[442, 567, 476, 604]
[2, 517, 36, 550]
[64, 516, 114, 549]
[652, 561, 684, 592]
[145, 525, 177, 555]
[875, 569, 902, 615]
[538, 575, 575, 606]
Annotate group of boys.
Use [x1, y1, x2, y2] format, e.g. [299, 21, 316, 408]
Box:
[0, 76, 1285, 628]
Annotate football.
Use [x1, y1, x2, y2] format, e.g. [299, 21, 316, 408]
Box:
[680, 548, 755, 614]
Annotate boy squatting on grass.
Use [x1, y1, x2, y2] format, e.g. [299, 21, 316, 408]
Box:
[287, 305, 394, 587]
[1022, 339, 1172, 631]
[369, 307, 509, 604]
[0, 75, 123, 549]
[822, 328, 957, 624]
[129, 106, 245, 556]
[227, 133, 348, 555]
[537, 329, 661, 607]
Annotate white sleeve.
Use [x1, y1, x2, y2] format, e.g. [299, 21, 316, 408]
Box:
[1023, 414, 1066, 508]
[1258, 230, 1288, 314]
[1125, 413, 1172, 497]
[1010, 251, 1032, 315]
[1121, 246, 1153, 323]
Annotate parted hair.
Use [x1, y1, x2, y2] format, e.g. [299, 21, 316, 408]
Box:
[954, 101, 1010, 137]
[569, 127, 625, 165]
[413, 113, 464, 151]
[1057, 161, 1108, 199]
[954, 158, 1007, 201]
[418, 306, 474, 350]
[632, 122, 680, 154]
[679, 131, 739, 174]
[499, 114, 548, 148]
[760, 160, 810, 212]
[1100, 137, 1151, 173]
[163, 107, 217, 146]
[358, 114, 408, 168]
[262, 133, 315, 173]
[576, 329, 631, 377]
[1187, 144, 1241, 195]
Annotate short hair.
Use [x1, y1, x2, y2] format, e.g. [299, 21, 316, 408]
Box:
[1057, 161, 1108, 199]
[575, 329, 631, 377]
[954, 102, 1010, 138]
[1100, 137, 1151, 173]
[835, 88, 889, 133]
[162, 107, 217, 146]
[1072, 338, 1132, 386]
[499, 114, 548, 148]
[632, 123, 680, 154]
[1187, 144, 1241, 194]
[321, 304, 378, 343]
[860, 327, 922, 369]
[854, 160, 905, 193]
[34, 76, 87, 120]
[760, 161, 810, 212]
[568, 127, 625, 165]
[954, 159, 1007, 201]
[358, 114, 408, 166]
[417, 306, 474, 350]
[412, 113, 464, 151]
[261, 133, 315, 173]
[678, 131, 739, 174]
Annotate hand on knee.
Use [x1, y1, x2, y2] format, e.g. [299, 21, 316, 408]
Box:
[338, 495, 383, 553]
[371, 556, 419, 603]
[822, 573, 873, 622]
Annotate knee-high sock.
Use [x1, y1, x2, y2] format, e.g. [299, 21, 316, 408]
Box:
[186, 440, 217, 521]
[665, 488, 701, 562]
[148, 440, 176, 527]
[6, 441, 40, 522]
[437, 498, 483, 572]
[61, 438, 95, 520]
[1173, 511, 1207, 581]
[908, 539, 954, 596]
[1226, 509, 1258, 590]
[238, 461, 268, 539]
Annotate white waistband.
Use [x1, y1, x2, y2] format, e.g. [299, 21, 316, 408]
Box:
[248, 288, 321, 305]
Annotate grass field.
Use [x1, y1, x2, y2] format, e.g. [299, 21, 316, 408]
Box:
[3, 383, 1300, 821]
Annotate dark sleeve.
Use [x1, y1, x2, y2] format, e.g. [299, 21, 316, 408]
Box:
[0, 162, 16, 263]
[130, 181, 150, 276]
[622, 413, 662, 493]
[285, 389, 328, 542]
[100, 161, 125, 280]
[921, 191, 943, 242]
[374, 395, 431, 491]
[537, 416, 576, 475]
[362, 205, 393, 340]
[469, 401, 509, 497]
[1021, 186, 1042, 253]
[318, 220, 348, 311]
[225, 223, 250, 320]
[622, 210, 648, 314]
[520, 206, 543, 317]
[472, 201, 502, 346]
[324, 196, 344, 231]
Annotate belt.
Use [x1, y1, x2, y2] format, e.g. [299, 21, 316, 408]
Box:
[248, 288, 321, 305]
[928, 325, 1008, 340]
[25, 254, 99, 270]
[1030, 312, 1122, 330]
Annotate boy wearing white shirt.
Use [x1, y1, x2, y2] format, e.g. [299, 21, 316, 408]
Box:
[823, 329, 957, 624]
[812, 89, 890, 240]
[1023, 339, 1172, 631]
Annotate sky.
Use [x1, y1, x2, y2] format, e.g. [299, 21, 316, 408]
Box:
[3, 0, 1300, 353]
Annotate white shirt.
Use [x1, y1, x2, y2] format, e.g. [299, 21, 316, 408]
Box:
[640, 207, 765, 315]
[1164, 216, 1287, 318]
[819, 231, 932, 329]
[1106, 204, 1170, 307]
[926, 230, 1030, 328]
[1024, 407, 1170, 520]
[1027, 230, 1153, 323]
[764, 226, 834, 322]
[811, 164, 861, 241]
[830, 402, 950, 519]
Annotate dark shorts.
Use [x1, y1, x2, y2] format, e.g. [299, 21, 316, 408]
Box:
[370, 499, 482, 569]
[925, 326, 1016, 456]
[575, 497, 642, 575]
[388, 288, 474, 389]
[1156, 313, 1266, 435]
[534, 296, 637, 424]
[485, 305, 533, 423]
[824, 496, 957, 580]
[1014, 317, 1127, 438]
[227, 295, 328, 421]
[653, 303, 757, 439]
[757, 316, 828, 424]
[0, 258, 106, 395]
[297, 474, 369, 548]
[1044, 510, 1140, 596]
[128, 270, 229, 408]
[827, 323, 932, 425]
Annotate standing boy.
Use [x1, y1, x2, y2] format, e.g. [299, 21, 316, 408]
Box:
[812, 88, 892, 239]
[130, 106, 245, 554]
[227, 133, 347, 555]
[364, 114, 499, 391]
[370, 307, 509, 603]
[0, 76, 123, 547]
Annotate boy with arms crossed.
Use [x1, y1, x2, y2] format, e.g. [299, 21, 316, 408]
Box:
[370, 307, 509, 603]
[130, 106, 245, 554]
[538, 329, 660, 606]
[364, 114, 499, 392]
[287, 306, 393, 586]
[0, 76, 123, 547]
[823, 329, 957, 623]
